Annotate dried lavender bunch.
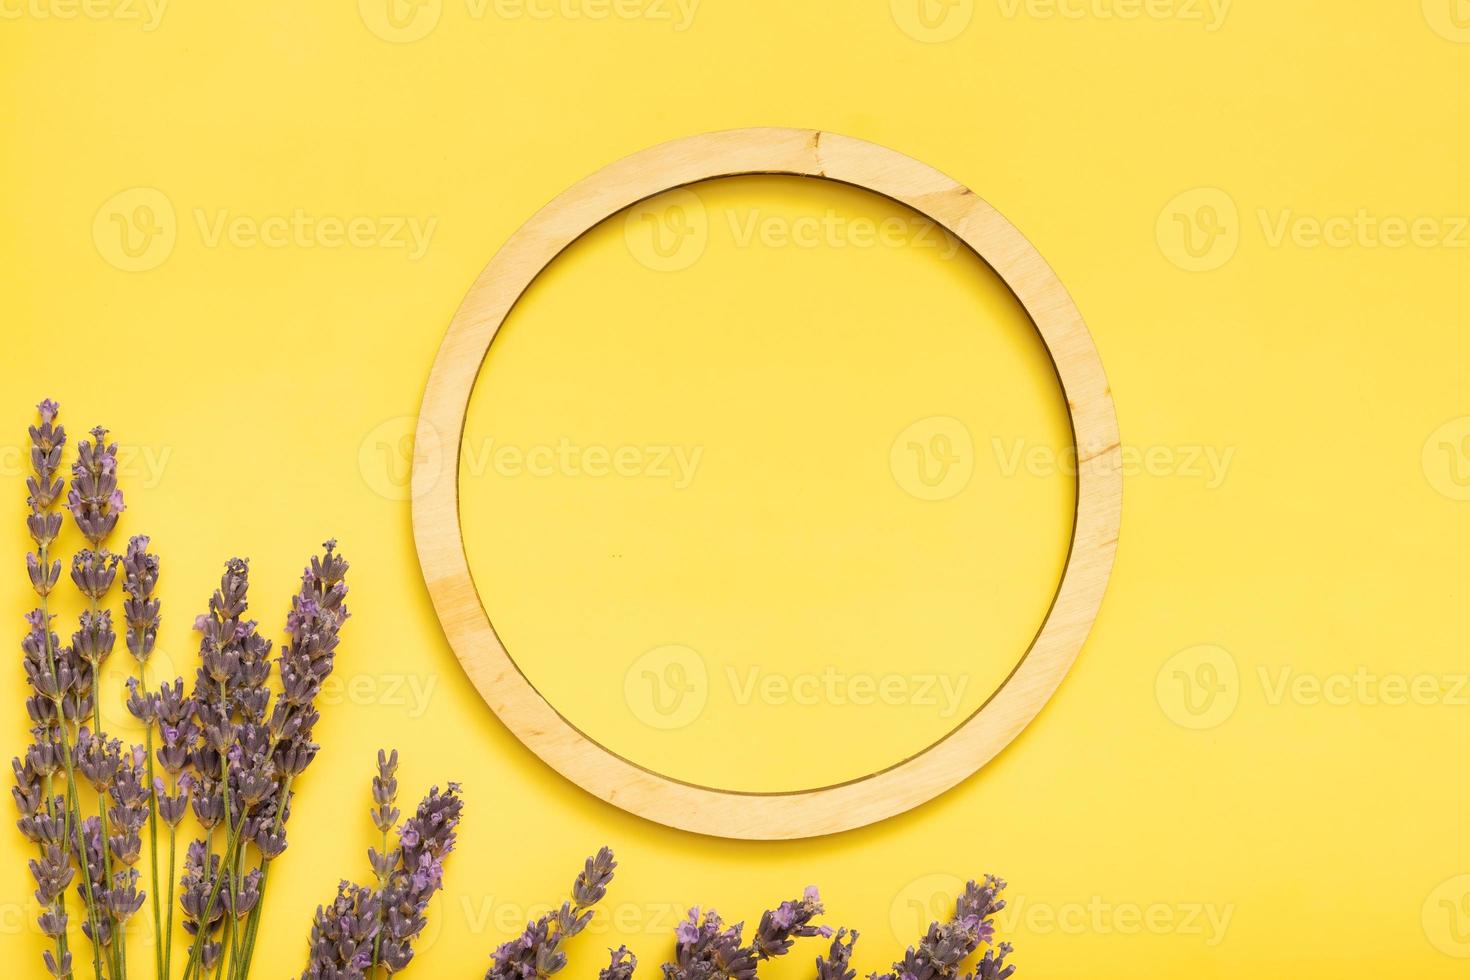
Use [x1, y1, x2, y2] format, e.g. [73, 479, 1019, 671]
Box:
[663, 887, 831, 980]
[868, 876, 1015, 980]
[299, 759, 463, 978]
[486, 847, 618, 980]
[10, 399, 358, 980]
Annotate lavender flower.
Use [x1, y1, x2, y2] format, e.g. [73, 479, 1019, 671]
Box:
[662, 887, 830, 980]
[814, 928, 857, 980]
[13, 399, 94, 979]
[486, 847, 617, 980]
[68, 426, 124, 547]
[379, 781, 463, 972]
[75, 816, 113, 952]
[121, 535, 161, 663]
[106, 745, 151, 868]
[300, 767, 463, 978]
[869, 876, 1015, 980]
[179, 839, 226, 972]
[601, 947, 638, 980]
[64, 417, 140, 980]
[10, 399, 361, 980]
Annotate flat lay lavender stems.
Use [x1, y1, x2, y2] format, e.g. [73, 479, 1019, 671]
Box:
[478, 847, 1016, 980]
[14, 399, 353, 980]
[14, 399, 1016, 979]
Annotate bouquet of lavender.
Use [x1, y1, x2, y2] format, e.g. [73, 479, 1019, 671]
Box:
[11, 400, 353, 980]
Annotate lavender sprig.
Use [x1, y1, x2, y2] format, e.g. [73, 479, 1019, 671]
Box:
[122, 534, 166, 979]
[815, 928, 858, 980]
[662, 887, 831, 980]
[180, 838, 227, 975]
[486, 847, 617, 980]
[868, 876, 1015, 980]
[378, 781, 463, 972]
[299, 763, 463, 978]
[600, 947, 637, 980]
[12, 399, 102, 980]
[68, 422, 140, 980]
[179, 557, 271, 980]
[233, 541, 352, 978]
[68, 425, 125, 548]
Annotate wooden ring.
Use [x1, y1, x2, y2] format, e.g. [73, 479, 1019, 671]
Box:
[413, 128, 1122, 840]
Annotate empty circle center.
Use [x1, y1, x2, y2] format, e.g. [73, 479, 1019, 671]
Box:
[456, 175, 1076, 793]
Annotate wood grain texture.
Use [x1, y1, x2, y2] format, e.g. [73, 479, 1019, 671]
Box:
[412, 128, 1122, 839]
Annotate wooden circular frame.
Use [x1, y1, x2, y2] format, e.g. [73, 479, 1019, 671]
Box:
[412, 128, 1121, 840]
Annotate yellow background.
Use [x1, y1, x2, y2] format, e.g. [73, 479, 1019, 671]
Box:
[3, 1, 1469, 977]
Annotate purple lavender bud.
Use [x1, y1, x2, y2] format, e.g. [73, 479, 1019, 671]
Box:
[28, 844, 75, 905]
[68, 426, 124, 547]
[180, 839, 226, 944]
[236, 868, 263, 917]
[42, 948, 72, 979]
[372, 748, 400, 834]
[571, 847, 617, 910]
[39, 902, 69, 938]
[26, 552, 62, 597]
[751, 886, 830, 960]
[27, 738, 62, 779]
[600, 946, 637, 980]
[26, 400, 67, 513]
[125, 676, 158, 723]
[158, 782, 190, 826]
[255, 826, 288, 860]
[74, 728, 123, 792]
[815, 928, 859, 980]
[11, 756, 43, 821]
[122, 536, 161, 662]
[26, 511, 64, 550]
[105, 868, 147, 922]
[69, 607, 117, 667]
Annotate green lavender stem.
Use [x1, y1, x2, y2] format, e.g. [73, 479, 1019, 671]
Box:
[86, 595, 123, 980]
[217, 749, 238, 980]
[136, 660, 162, 980]
[163, 816, 178, 978]
[230, 772, 292, 980]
